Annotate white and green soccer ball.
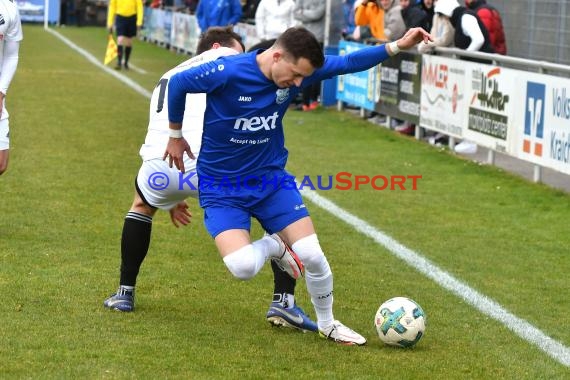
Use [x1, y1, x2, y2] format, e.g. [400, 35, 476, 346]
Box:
[374, 297, 426, 348]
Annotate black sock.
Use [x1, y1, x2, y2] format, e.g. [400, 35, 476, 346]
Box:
[119, 212, 152, 286]
[271, 260, 296, 306]
[125, 46, 132, 65]
[117, 45, 123, 65]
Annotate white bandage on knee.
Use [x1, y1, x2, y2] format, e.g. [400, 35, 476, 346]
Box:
[291, 234, 328, 273]
[222, 244, 265, 280]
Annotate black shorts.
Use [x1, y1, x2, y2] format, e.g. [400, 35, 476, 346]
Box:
[115, 15, 137, 37]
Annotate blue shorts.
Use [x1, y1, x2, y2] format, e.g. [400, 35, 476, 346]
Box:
[199, 170, 310, 238]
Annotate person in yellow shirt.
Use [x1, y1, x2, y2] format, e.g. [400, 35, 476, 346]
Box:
[107, 0, 144, 70]
[354, 0, 387, 42]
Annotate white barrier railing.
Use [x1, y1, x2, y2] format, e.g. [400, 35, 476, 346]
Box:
[140, 7, 261, 54]
[336, 42, 570, 182]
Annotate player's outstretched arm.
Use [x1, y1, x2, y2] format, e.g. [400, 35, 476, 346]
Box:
[387, 27, 433, 54]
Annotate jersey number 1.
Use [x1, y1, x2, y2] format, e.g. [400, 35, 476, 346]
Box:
[156, 78, 168, 113]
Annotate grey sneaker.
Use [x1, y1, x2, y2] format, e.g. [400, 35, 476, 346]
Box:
[103, 289, 134, 312]
[319, 320, 367, 346]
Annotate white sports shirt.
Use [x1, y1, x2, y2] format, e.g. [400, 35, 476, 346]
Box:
[139, 47, 240, 161]
[0, 0, 23, 120]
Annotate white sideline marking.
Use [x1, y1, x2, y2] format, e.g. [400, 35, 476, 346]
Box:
[126, 63, 147, 74]
[49, 27, 570, 368]
[300, 189, 570, 367]
[46, 28, 152, 99]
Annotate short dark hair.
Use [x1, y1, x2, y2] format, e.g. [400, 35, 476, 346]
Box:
[274, 27, 324, 68]
[196, 26, 245, 55]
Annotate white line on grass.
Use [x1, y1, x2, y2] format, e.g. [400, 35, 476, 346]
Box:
[300, 189, 570, 367]
[126, 63, 147, 74]
[50, 27, 570, 368]
[46, 28, 152, 99]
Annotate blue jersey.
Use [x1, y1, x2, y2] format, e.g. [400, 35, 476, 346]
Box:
[167, 44, 391, 183]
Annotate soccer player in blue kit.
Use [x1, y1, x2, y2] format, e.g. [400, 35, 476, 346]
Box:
[164, 26, 432, 345]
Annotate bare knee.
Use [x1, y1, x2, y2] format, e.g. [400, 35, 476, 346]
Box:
[129, 191, 156, 217]
[0, 155, 8, 175]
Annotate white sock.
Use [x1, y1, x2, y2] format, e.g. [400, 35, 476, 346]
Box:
[118, 285, 134, 296]
[273, 292, 295, 308]
[263, 234, 284, 259]
[292, 234, 334, 330]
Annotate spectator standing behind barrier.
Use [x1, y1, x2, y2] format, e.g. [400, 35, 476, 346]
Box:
[419, 0, 434, 32]
[294, 0, 326, 112]
[354, 0, 387, 41]
[342, 0, 358, 39]
[60, 0, 69, 26]
[74, 0, 86, 27]
[418, 3, 456, 147]
[255, 0, 296, 41]
[242, 0, 261, 20]
[435, 0, 493, 54]
[435, 0, 493, 154]
[184, 0, 199, 14]
[107, 0, 144, 70]
[399, 0, 428, 30]
[465, 0, 506, 55]
[196, 0, 243, 32]
[380, 0, 406, 41]
[0, 0, 23, 176]
[377, 0, 407, 131]
[417, 3, 454, 53]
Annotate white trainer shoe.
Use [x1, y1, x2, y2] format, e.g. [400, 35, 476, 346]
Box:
[267, 233, 304, 279]
[319, 320, 367, 346]
[454, 140, 478, 154]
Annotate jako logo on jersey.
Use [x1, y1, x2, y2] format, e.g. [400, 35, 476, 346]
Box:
[233, 112, 279, 131]
[276, 88, 289, 104]
[524, 81, 545, 157]
[238, 96, 252, 102]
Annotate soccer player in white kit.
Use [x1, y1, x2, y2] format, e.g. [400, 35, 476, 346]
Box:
[103, 27, 317, 332]
[0, 0, 23, 175]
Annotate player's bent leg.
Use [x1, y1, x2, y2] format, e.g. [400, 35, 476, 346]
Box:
[285, 226, 366, 345]
[222, 244, 260, 280]
[216, 228, 292, 280]
[0, 119, 10, 176]
[218, 229, 273, 280]
[104, 190, 157, 312]
[0, 149, 9, 175]
[123, 37, 133, 69]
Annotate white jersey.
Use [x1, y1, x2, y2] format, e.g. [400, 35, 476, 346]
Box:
[0, 0, 23, 120]
[139, 47, 239, 161]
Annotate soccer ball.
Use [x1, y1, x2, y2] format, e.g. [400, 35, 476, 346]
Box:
[374, 297, 426, 348]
